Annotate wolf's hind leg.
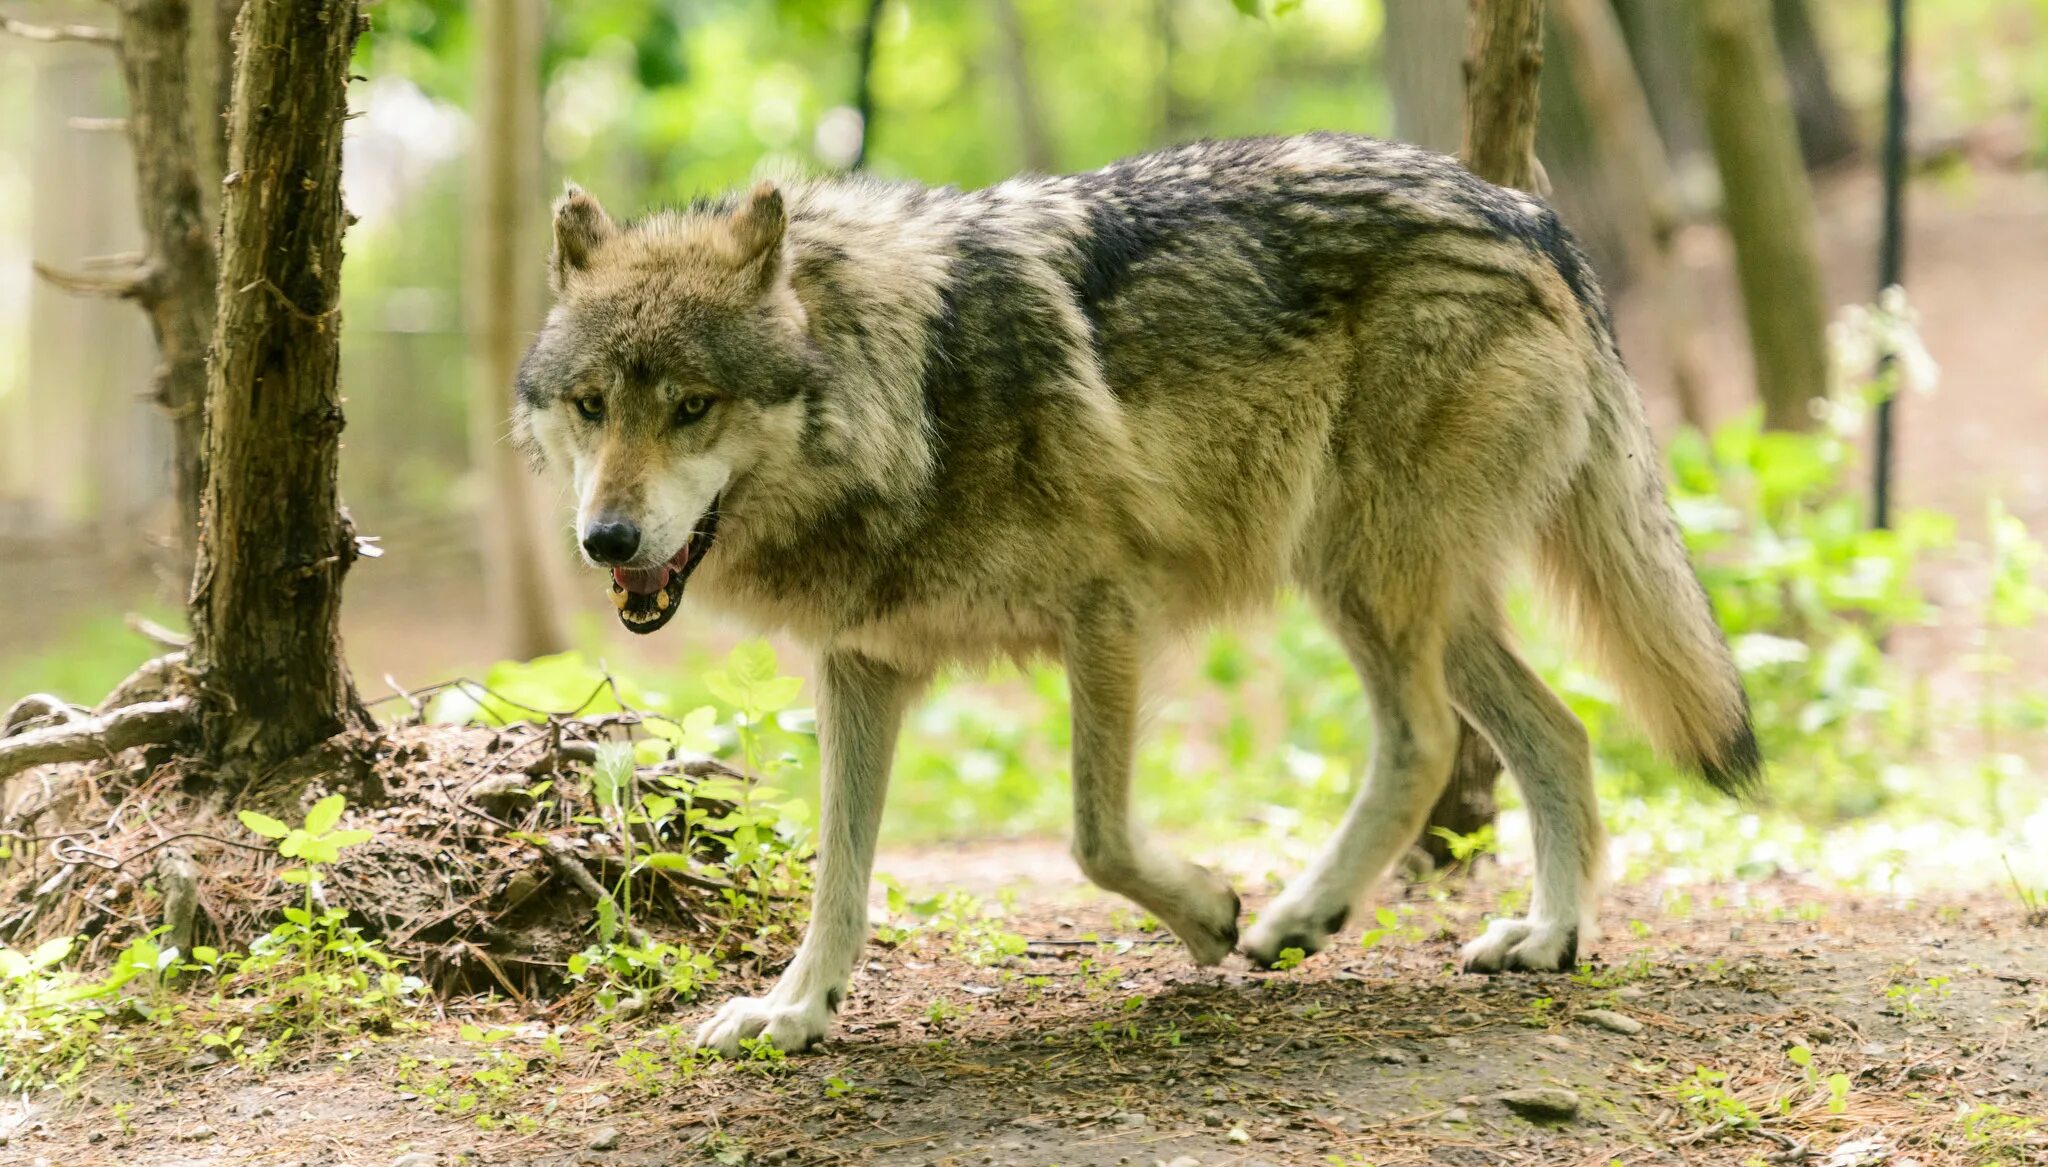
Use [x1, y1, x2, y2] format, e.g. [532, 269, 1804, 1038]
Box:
[1238, 587, 1458, 967]
[1066, 585, 1242, 965]
[1447, 617, 1604, 973]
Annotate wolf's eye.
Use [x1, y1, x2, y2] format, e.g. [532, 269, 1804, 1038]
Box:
[573, 394, 605, 422]
[675, 396, 713, 426]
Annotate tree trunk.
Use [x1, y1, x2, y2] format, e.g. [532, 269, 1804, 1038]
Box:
[110, 0, 217, 572]
[188, 0, 241, 228]
[1412, 0, 1551, 871]
[1771, 0, 1856, 170]
[1381, 0, 1464, 153]
[1694, 0, 1830, 431]
[190, 0, 367, 769]
[468, 0, 567, 660]
[1462, 0, 1545, 191]
[1552, 0, 1710, 429]
[850, 0, 886, 170]
[991, 0, 1055, 172]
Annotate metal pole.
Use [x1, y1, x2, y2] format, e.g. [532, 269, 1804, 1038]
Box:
[1872, 0, 1908, 530]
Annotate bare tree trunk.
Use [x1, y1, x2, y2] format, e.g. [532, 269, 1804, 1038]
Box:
[187, 0, 241, 228]
[7, 1, 220, 566]
[991, 0, 1054, 172]
[190, 0, 368, 769]
[1412, 0, 1551, 871]
[1153, 0, 1197, 144]
[468, 0, 566, 660]
[850, 0, 886, 170]
[1552, 0, 1710, 429]
[1463, 0, 1546, 191]
[1694, 0, 1829, 431]
[110, 0, 216, 572]
[1771, 0, 1856, 170]
[1381, 0, 1464, 153]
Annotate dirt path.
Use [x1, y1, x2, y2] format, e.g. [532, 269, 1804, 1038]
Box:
[8, 842, 2044, 1166]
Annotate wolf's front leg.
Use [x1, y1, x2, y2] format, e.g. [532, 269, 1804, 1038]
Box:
[1065, 586, 1242, 964]
[694, 651, 922, 1055]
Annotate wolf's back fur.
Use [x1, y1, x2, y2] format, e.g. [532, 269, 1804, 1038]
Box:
[519, 134, 1760, 1046]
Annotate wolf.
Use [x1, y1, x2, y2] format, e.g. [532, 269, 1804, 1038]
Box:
[513, 132, 1760, 1056]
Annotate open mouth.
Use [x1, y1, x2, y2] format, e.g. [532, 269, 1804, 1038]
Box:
[606, 502, 720, 635]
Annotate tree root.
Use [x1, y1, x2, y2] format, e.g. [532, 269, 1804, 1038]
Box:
[0, 697, 196, 783]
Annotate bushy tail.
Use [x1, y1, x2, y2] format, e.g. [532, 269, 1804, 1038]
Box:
[1539, 412, 1762, 796]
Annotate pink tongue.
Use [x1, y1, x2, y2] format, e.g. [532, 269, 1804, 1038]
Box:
[612, 565, 673, 595]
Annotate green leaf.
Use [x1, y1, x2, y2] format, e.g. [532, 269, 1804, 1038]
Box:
[279, 867, 312, 884]
[238, 810, 291, 840]
[326, 829, 374, 850]
[303, 793, 346, 836]
[641, 852, 694, 870]
[29, 936, 73, 970]
[0, 949, 30, 979]
[728, 640, 778, 685]
[752, 676, 804, 714]
[192, 946, 220, 965]
[283, 907, 312, 926]
[278, 832, 307, 859]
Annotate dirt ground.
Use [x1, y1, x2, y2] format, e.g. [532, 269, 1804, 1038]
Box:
[5, 841, 2043, 1167]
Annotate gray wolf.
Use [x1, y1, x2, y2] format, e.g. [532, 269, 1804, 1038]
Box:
[512, 132, 1761, 1055]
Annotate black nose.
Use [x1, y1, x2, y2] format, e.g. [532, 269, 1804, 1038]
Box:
[581, 517, 640, 564]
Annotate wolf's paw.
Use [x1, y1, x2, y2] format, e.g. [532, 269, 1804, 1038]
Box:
[693, 991, 835, 1056]
[1164, 867, 1242, 967]
[1238, 899, 1351, 970]
[1459, 918, 1579, 974]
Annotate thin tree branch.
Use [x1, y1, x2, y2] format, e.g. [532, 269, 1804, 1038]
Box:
[67, 116, 129, 133]
[0, 14, 120, 44]
[34, 258, 154, 301]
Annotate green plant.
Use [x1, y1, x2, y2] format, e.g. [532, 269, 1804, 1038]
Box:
[236, 794, 415, 1032]
[1676, 1065, 1759, 1129]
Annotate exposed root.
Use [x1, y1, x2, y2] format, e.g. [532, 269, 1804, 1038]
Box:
[4, 693, 85, 736]
[97, 651, 188, 713]
[0, 696, 196, 782]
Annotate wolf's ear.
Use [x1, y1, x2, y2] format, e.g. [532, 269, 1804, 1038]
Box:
[551, 183, 615, 290]
[724, 180, 787, 291]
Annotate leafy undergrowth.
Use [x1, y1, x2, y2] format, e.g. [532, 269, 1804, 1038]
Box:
[0, 644, 822, 1093]
[2, 852, 2043, 1166]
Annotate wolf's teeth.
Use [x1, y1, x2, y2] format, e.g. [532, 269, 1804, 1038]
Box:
[655, 590, 670, 611]
[611, 588, 628, 610]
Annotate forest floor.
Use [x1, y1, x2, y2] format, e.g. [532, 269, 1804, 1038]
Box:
[6, 839, 2045, 1167]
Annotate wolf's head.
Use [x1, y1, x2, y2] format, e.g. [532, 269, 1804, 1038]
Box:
[514, 181, 818, 634]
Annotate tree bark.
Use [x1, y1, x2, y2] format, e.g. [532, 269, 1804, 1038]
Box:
[188, 0, 242, 228]
[110, 0, 217, 571]
[1462, 0, 1545, 192]
[1552, 0, 1710, 429]
[468, 0, 567, 660]
[190, 0, 367, 769]
[1411, 0, 1551, 871]
[1381, 0, 1464, 154]
[991, 0, 1054, 173]
[850, 0, 886, 170]
[1771, 0, 1856, 170]
[1694, 0, 1830, 431]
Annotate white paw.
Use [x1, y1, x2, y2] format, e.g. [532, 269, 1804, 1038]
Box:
[1459, 917, 1579, 973]
[692, 992, 835, 1056]
[1238, 896, 1351, 970]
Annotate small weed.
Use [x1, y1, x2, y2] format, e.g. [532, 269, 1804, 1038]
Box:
[1676, 1065, 1759, 1129]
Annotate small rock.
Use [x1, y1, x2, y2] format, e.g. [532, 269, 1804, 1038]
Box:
[180, 1125, 218, 1142]
[1455, 1095, 1481, 1106]
[1615, 986, 1649, 1002]
[1162, 1157, 1202, 1167]
[1442, 1037, 1470, 1051]
[1201, 1110, 1226, 1127]
[184, 1049, 223, 1071]
[1226, 1127, 1251, 1144]
[585, 1126, 621, 1151]
[1535, 1034, 1577, 1052]
[1113, 1112, 1148, 1127]
[1370, 1048, 1411, 1065]
[1441, 1107, 1470, 1124]
[1498, 1088, 1579, 1121]
[1576, 1009, 1643, 1035]
[391, 1154, 437, 1167]
[1217, 1055, 1250, 1069]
